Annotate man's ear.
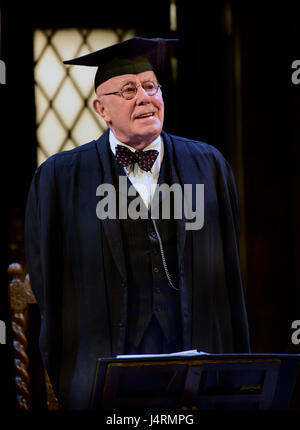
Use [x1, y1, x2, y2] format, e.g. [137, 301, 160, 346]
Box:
[93, 97, 111, 123]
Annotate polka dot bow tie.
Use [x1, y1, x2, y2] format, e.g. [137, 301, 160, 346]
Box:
[115, 144, 159, 172]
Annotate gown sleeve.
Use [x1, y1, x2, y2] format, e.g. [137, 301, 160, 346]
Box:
[215, 151, 251, 352]
[24, 157, 63, 395]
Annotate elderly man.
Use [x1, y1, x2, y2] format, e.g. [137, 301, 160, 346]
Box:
[25, 37, 250, 410]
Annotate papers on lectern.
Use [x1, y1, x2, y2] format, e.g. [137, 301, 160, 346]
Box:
[116, 349, 209, 359]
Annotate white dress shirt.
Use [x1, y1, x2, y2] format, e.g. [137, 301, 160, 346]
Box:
[109, 130, 164, 208]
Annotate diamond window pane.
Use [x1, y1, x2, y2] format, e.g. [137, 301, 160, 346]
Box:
[53, 77, 83, 129]
[51, 29, 83, 59]
[37, 109, 67, 155]
[86, 29, 119, 50]
[35, 46, 66, 99]
[71, 108, 101, 145]
[69, 57, 96, 98]
[34, 28, 136, 166]
[35, 86, 49, 124]
[34, 30, 48, 62]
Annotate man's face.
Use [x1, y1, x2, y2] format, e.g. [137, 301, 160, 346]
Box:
[93, 71, 164, 149]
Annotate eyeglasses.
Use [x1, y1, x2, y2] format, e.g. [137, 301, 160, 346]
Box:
[101, 80, 162, 100]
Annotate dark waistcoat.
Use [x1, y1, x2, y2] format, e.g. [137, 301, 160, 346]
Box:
[110, 152, 182, 353]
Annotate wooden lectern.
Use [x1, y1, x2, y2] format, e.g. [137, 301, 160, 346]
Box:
[90, 353, 300, 411]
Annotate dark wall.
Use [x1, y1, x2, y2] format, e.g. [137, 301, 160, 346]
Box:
[237, 4, 297, 354]
[177, 1, 300, 356]
[2, 0, 300, 410]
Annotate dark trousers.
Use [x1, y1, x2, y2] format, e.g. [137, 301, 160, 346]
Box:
[124, 315, 182, 355]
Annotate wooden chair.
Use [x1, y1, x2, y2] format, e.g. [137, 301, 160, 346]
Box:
[8, 263, 59, 410]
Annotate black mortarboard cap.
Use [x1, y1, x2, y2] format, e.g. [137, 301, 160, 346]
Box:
[63, 37, 178, 91]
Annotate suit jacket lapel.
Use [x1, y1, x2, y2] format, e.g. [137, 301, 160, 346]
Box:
[96, 131, 127, 281]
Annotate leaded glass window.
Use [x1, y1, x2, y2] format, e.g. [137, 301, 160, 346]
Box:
[34, 28, 135, 166]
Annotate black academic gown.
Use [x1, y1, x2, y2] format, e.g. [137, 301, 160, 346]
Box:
[24, 129, 250, 410]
